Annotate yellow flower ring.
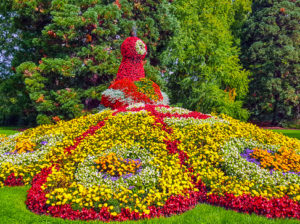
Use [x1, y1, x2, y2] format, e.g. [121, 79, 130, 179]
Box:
[1, 105, 299, 220]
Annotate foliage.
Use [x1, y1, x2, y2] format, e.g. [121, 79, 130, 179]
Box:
[2, 0, 178, 124]
[0, 75, 36, 126]
[162, 0, 251, 121]
[241, 0, 300, 124]
[0, 5, 39, 126]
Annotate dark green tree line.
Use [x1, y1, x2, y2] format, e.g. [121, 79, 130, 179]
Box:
[241, 0, 300, 125]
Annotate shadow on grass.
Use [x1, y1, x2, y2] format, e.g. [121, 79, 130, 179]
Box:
[0, 186, 299, 224]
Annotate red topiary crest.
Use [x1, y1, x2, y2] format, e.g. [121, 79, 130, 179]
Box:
[116, 37, 147, 81]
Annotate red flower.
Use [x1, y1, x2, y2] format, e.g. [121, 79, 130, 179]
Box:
[4, 173, 24, 186]
[116, 37, 147, 81]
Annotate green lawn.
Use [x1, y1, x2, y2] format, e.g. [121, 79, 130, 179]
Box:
[0, 126, 20, 136]
[0, 127, 299, 223]
[270, 129, 300, 140]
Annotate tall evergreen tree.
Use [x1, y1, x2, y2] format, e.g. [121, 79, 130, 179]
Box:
[162, 0, 251, 120]
[0, 3, 38, 125]
[2, 0, 178, 124]
[241, 0, 300, 124]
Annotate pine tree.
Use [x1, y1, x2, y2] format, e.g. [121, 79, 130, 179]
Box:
[3, 0, 178, 124]
[241, 0, 300, 125]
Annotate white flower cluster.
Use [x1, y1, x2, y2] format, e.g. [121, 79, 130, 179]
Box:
[220, 138, 300, 188]
[0, 134, 64, 167]
[135, 40, 147, 55]
[155, 106, 190, 114]
[157, 92, 170, 105]
[164, 117, 229, 128]
[0, 133, 21, 154]
[75, 144, 160, 191]
[102, 89, 134, 106]
[126, 103, 146, 110]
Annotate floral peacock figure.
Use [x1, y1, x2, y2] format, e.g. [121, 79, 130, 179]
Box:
[101, 36, 168, 109]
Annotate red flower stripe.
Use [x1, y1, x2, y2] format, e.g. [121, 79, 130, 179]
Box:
[64, 120, 106, 153]
[206, 193, 300, 219]
[26, 167, 53, 214]
[26, 168, 299, 220]
[4, 173, 24, 186]
[164, 139, 189, 166]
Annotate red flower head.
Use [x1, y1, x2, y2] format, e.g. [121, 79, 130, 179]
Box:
[116, 37, 147, 81]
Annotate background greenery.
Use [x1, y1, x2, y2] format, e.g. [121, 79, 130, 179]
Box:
[162, 0, 251, 121]
[0, 0, 178, 125]
[0, 0, 299, 126]
[241, 0, 300, 125]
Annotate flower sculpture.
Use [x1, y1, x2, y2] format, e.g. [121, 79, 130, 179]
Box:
[0, 38, 299, 222]
[0, 104, 299, 221]
[101, 37, 168, 109]
[116, 37, 147, 81]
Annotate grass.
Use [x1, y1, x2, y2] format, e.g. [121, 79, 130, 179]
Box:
[0, 186, 299, 224]
[0, 127, 299, 223]
[0, 126, 20, 136]
[270, 129, 300, 140]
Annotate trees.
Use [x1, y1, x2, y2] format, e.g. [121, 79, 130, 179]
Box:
[241, 0, 300, 125]
[162, 0, 251, 120]
[1, 0, 178, 124]
[0, 5, 38, 125]
[0, 74, 36, 125]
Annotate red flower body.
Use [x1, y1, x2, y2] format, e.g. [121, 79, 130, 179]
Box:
[116, 37, 147, 81]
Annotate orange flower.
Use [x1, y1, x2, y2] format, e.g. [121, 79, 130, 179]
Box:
[52, 116, 61, 123]
[252, 147, 300, 173]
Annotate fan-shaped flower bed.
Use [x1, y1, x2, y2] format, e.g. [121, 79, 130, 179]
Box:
[0, 104, 299, 221]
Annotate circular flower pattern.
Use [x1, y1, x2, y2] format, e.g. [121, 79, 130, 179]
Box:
[74, 144, 160, 190]
[0, 104, 299, 221]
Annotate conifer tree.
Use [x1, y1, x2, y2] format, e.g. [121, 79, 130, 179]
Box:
[241, 0, 300, 124]
[2, 0, 178, 124]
